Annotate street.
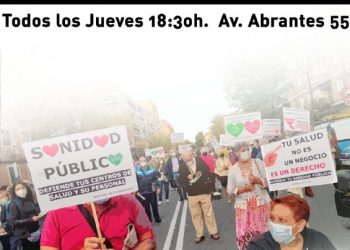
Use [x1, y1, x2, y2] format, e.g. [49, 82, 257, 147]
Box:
[154, 185, 350, 250]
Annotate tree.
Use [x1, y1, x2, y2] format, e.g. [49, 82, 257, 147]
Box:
[195, 131, 205, 148]
[146, 133, 172, 153]
[209, 114, 225, 139]
[224, 55, 289, 119]
[17, 88, 134, 141]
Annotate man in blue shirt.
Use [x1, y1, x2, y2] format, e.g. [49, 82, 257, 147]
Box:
[136, 157, 161, 223]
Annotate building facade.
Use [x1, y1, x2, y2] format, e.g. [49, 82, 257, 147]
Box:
[282, 48, 350, 125]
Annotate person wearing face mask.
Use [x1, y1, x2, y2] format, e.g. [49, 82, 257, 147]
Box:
[215, 148, 233, 203]
[0, 191, 11, 250]
[8, 181, 41, 250]
[135, 157, 162, 223]
[156, 158, 170, 205]
[247, 195, 336, 250]
[227, 142, 271, 250]
[40, 194, 156, 250]
[165, 150, 187, 201]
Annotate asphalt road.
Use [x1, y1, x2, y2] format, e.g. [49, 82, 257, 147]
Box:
[154, 185, 350, 250]
[0, 185, 348, 250]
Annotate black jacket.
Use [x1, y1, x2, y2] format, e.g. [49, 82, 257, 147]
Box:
[179, 157, 212, 196]
[247, 228, 337, 250]
[8, 197, 40, 240]
[136, 167, 159, 195]
[165, 156, 181, 179]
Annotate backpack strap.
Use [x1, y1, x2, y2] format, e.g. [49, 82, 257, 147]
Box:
[77, 205, 113, 249]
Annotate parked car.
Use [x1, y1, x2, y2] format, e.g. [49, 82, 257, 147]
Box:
[314, 118, 350, 169]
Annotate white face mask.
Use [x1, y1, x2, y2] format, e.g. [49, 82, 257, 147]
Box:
[140, 162, 147, 167]
[16, 189, 27, 199]
[94, 198, 110, 205]
[240, 151, 251, 161]
[268, 221, 297, 244]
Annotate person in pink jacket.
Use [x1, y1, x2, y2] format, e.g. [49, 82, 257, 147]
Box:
[201, 150, 216, 173]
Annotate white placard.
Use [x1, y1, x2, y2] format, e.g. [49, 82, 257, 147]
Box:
[224, 112, 263, 141]
[178, 144, 192, 154]
[171, 133, 185, 143]
[145, 148, 151, 157]
[220, 134, 263, 146]
[220, 134, 238, 146]
[283, 107, 311, 133]
[210, 137, 220, 151]
[149, 146, 165, 158]
[261, 129, 337, 191]
[263, 119, 281, 137]
[22, 126, 138, 212]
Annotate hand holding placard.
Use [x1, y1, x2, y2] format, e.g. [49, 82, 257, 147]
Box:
[264, 145, 282, 167]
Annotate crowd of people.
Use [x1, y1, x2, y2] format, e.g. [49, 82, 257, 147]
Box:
[0, 135, 342, 250]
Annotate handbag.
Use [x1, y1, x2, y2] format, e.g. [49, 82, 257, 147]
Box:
[151, 182, 157, 192]
[215, 177, 223, 192]
[122, 223, 139, 250]
[27, 228, 41, 242]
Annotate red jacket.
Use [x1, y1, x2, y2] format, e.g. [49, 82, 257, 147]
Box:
[201, 155, 216, 173]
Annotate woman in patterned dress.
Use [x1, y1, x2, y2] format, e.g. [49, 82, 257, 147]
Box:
[227, 141, 271, 250]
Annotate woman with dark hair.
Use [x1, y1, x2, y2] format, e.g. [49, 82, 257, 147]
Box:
[8, 181, 41, 250]
[248, 195, 336, 250]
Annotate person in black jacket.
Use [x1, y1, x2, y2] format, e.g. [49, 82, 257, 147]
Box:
[248, 195, 336, 250]
[8, 181, 41, 250]
[135, 157, 161, 223]
[165, 150, 187, 201]
[179, 150, 219, 244]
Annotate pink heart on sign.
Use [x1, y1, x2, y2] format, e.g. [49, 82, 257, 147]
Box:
[93, 135, 109, 147]
[285, 117, 295, 129]
[43, 144, 59, 157]
[157, 149, 163, 154]
[244, 120, 261, 134]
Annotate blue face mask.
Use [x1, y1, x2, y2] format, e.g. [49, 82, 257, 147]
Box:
[268, 221, 297, 245]
[94, 198, 110, 205]
[0, 199, 9, 205]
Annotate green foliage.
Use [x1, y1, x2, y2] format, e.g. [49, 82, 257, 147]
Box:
[209, 114, 224, 139]
[195, 131, 205, 148]
[146, 133, 173, 152]
[224, 57, 289, 119]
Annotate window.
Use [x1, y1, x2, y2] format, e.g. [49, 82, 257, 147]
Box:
[7, 163, 20, 184]
[1, 129, 12, 146]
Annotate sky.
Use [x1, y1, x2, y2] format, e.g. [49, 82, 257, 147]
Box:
[1, 5, 349, 141]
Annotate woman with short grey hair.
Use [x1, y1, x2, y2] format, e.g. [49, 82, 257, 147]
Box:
[227, 141, 271, 250]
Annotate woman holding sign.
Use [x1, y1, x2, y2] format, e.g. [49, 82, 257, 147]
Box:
[227, 142, 271, 250]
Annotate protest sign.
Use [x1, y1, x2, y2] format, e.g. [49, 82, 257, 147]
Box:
[149, 146, 165, 158]
[210, 136, 220, 152]
[283, 107, 311, 133]
[145, 148, 151, 157]
[22, 126, 138, 212]
[224, 112, 263, 141]
[263, 119, 281, 137]
[178, 144, 192, 154]
[220, 134, 238, 146]
[261, 129, 337, 191]
[171, 132, 185, 143]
